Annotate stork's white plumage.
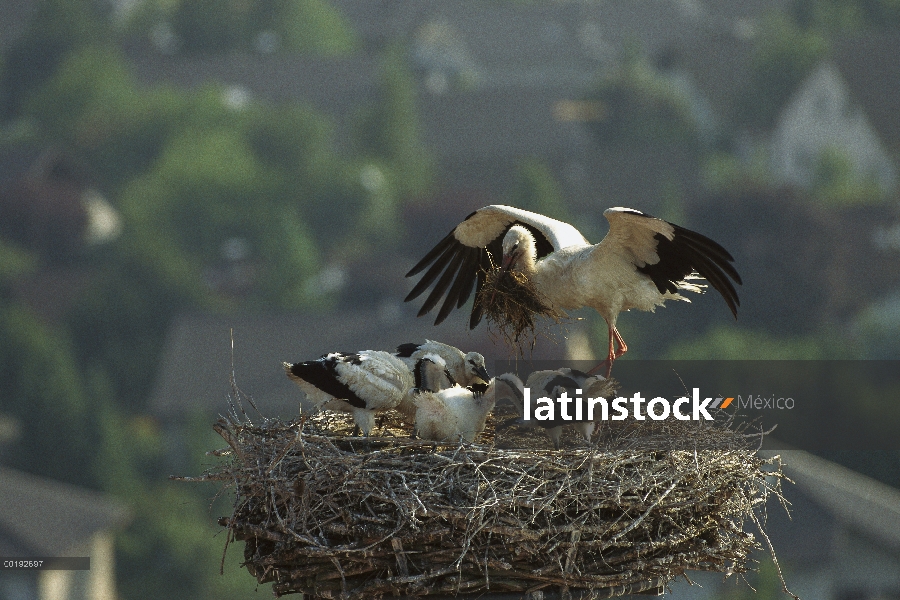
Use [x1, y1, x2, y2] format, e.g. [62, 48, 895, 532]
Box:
[405, 205, 742, 373]
[413, 372, 523, 443]
[499, 368, 617, 449]
[393, 340, 491, 425]
[284, 350, 413, 436]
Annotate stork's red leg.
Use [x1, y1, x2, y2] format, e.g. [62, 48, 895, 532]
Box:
[607, 324, 616, 362]
[589, 322, 618, 377]
[612, 326, 628, 359]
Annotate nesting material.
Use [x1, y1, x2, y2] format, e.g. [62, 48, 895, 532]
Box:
[192, 410, 785, 599]
[475, 266, 569, 351]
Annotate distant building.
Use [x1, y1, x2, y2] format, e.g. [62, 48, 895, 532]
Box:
[831, 33, 900, 157]
[0, 146, 121, 323]
[765, 450, 900, 599]
[126, 0, 790, 220]
[0, 466, 131, 600]
[770, 61, 898, 196]
[0, 0, 38, 52]
[331, 0, 789, 82]
[148, 308, 592, 419]
[686, 189, 900, 334]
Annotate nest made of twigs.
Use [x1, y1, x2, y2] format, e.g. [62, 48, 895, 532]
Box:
[475, 267, 569, 352]
[189, 410, 786, 599]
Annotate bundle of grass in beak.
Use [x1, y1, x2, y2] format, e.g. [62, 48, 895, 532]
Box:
[476, 265, 568, 351]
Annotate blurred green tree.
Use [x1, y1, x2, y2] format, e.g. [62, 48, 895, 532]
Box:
[811, 145, 886, 205]
[0, 3, 434, 598]
[510, 157, 572, 223]
[122, 0, 358, 55]
[23, 46, 344, 410]
[93, 403, 272, 599]
[736, 12, 828, 129]
[585, 44, 701, 148]
[0, 246, 102, 487]
[0, 0, 110, 121]
[351, 42, 434, 247]
[663, 325, 849, 360]
[0, 239, 36, 281]
[790, 0, 900, 33]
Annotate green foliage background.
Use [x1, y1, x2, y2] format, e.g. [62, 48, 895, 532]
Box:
[0, 0, 429, 597]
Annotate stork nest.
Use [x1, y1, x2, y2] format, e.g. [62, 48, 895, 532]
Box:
[184, 410, 788, 599]
[475, 267, 569, 352]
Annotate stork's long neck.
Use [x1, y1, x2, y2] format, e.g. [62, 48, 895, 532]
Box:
[507, 226, 538, 277]
[520, 237, 537, 276]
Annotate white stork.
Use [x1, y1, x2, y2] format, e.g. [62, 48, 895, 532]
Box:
[395, 340, 491, 386]
[498, 368, 617, 449]
[393, 340, 491, 425]
[413, 363, 522, 443]
[284, 350, 413, 436]
[405, 205, 741, 373]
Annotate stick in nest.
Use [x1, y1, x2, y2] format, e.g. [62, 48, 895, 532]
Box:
[475, 265, 568, 352]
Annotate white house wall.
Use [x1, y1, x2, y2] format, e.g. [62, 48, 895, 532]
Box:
[770, 61, 897, 194]
[36, 532, 119, 600]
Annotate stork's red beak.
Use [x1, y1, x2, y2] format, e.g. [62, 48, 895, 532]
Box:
[500, 252, 517, 273]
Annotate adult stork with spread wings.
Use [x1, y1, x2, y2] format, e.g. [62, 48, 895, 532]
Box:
[405, 205, 741, 373]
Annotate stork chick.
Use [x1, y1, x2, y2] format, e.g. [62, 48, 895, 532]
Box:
[284, 350, 413, 436]
[499, 369, 618, 449]
[404, 352, 455, 437]
[414, 372, 523, 443]
[394, 340, 490, 425]
[395, 340, 490, 386]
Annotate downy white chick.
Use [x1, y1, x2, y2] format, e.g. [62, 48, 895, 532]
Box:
[404, 352, 455, 437]
[393, 340, 491, 424]
[413, 362, 523, 443]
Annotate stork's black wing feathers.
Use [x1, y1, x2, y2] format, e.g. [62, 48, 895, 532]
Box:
[406, 231, 456, 278]
[567, 369, 590, 380]
[437, 246, 479, 324]
[541, 375, 579, 394]
[407, 217, 555, 327]
[469, 252, 491, 328]
[468, 232, 505, 328]
[418, 247, 466, 316]
[405, 241, 457, 302]
[287, 357, 367, 408]
[672, 224, 743, 285]
[638, 226, 741, 318]
[455, 256, 478, 309]
[687, 245, 740, 318]
[469, 382, 490, 395]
